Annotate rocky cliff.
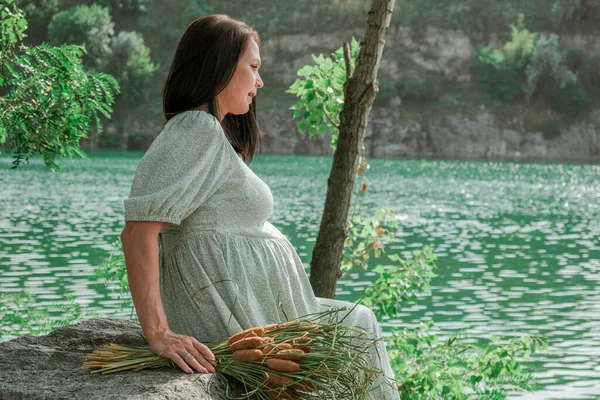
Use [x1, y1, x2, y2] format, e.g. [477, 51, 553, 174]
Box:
[254, 24, 599, 163]
[258, 108, 600, 163]
[91, 24, 599, 163]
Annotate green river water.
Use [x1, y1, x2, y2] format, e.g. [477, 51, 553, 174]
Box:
[0, 153, 598, 399]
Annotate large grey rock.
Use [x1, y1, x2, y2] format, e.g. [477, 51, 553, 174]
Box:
[0, 319, 244, 400]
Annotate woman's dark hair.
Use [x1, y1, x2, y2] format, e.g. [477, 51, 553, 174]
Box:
[163, 14, 261, 164]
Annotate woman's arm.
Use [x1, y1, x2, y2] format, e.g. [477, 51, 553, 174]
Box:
[120, 221, 216, 374]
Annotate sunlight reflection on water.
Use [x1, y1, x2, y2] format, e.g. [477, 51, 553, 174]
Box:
[1, 154, 599, 398]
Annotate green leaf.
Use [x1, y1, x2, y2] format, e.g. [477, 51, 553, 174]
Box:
[297, 119, 307, 132]
[297, 65, 314, 77]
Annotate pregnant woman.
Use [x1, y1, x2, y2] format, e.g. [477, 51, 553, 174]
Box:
[120, 14, 399, 399]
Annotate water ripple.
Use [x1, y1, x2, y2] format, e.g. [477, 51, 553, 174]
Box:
[1, 154, 599, 398]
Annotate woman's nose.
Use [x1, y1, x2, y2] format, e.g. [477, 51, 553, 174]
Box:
[256, 74, 264, 89]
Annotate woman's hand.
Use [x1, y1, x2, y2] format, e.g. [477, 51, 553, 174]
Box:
[121, 221, 215, 374]
[148, 329, 217, 374]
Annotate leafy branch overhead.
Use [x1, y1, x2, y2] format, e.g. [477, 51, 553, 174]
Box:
[0, 0, 119, 170]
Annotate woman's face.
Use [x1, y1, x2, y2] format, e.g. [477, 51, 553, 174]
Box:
[217, 38, 263, 119]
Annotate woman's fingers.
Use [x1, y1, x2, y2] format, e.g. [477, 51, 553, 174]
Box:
[183, 346, 214, 373]
[171, 353, 197, 374]
[166, 346, 211, 374]
[192, 339, 218, 368]
[149, 332, 216, 374]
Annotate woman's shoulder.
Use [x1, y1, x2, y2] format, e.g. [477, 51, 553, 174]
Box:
[165, 110, 221, 136]
[152, 110, 224, 150]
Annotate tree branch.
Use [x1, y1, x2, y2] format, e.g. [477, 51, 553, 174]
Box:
[343, 42, 352, 80]
[322, 104, 340, 130]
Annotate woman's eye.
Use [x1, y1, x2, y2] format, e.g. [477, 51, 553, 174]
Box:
[251, 65, 259, 70]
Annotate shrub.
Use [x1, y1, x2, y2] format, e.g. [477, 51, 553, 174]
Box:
[549, 81, 593, 117]
[473, 45, 523, 103]
[105, 31, 157, 106]
[473, 15, 537, 103]
[48, 4, 114, 68]
[525, 34, 576, 100]
[502, 14, 538, 69]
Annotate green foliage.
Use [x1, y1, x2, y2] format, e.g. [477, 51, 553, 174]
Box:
[502, 15, 538, 69]
[47, 3, 157, 147]
[1, 1, 119, 170]
[289, 36, 542, 397]
[286, 37, 359, 149]
[549, 81, 593, 117]
[14, 0, 59, 27]
[342, 204, 397, 272]
[48, 4, 114, 68]
[392, 0, 535, 39]
[344, 208, 545, 398]
[95, 239, 134, 315]
[473, 45, 523, 103]
[0, 238, 133, 342]
[472, 15, 596, 117]
[1, 0, 27, 49]
[473, 15, 538, 103]
[525, 34, 576, 99]
[346, 204, 544, 398]
[0, 290, 85, 342]
[363, 248, 438, 321]
[388, 322, 546, 399]
[105, 30, 157, 108]
[95, 239, 130, 298]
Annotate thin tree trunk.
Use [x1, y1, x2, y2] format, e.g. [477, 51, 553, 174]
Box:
[309, 0, 395, 298]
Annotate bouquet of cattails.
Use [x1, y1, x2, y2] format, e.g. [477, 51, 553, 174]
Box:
[85, 308, 382, 399]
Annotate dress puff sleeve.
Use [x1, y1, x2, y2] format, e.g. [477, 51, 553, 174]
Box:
[123, 110, 235, 225]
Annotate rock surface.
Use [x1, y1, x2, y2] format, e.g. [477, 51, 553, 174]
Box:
[84, 24, 600, 163]
[0, 319, 243, 400]
[258, 108, 600, 163]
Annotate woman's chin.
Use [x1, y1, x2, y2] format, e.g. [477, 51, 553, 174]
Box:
[230, 105, 251, 115]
